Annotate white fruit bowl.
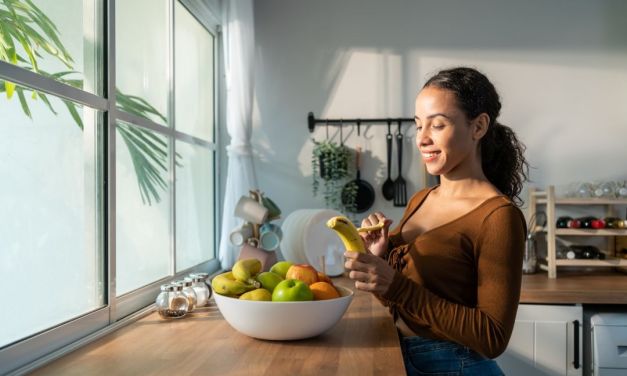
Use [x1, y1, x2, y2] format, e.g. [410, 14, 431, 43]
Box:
[213, 286, 354, 340]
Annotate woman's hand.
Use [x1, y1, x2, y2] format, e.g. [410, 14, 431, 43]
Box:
[360, 212, 393, 258]
[344, 251, 395, 295]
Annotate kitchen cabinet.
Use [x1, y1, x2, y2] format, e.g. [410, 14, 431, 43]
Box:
[529, 186, 627, 278]
[497, 304, 583, 376]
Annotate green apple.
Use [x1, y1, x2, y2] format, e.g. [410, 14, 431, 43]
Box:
[240, 288, 272, 301]
[255, 271, 284, 293]
[269, 261, 293, 278]
[272, 279, 314, 302]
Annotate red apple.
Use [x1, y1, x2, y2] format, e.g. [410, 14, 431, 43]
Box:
[286, 264, 319, 285]
[316, 271, 333, 285]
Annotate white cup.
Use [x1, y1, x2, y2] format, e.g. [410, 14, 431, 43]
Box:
[234, 196, 269, 224]
[229, 223, 253, 246]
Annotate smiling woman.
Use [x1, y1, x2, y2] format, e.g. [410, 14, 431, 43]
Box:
[344, 67, 529, 376]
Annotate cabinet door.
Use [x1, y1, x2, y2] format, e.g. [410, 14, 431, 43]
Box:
[497, 304, 582, 376]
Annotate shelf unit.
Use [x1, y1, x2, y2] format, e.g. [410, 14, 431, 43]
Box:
[529, 186, 627, 278]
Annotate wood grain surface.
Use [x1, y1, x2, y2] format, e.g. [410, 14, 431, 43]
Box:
[32, 278, 406, 376]
[520, 271, 627, 304]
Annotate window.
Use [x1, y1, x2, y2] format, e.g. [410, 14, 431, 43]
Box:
[0, 84, 104, 349]
[0, 0, 220, 373]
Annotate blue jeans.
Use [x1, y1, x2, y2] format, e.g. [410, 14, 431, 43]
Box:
[401, 336, 504, 376]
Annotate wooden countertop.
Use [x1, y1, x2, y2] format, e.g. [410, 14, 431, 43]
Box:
[29, 271, 627, 374]
[520, 271, 627, 304]
[32, 278, 406, 376]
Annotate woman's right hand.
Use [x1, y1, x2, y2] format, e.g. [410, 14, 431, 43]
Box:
[360, 212, 393, 258]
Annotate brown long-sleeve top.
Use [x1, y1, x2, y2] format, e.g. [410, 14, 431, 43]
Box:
[377, 187, 526, 358]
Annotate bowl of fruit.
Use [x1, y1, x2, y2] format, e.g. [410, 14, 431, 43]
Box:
[211, 259, 354, 340]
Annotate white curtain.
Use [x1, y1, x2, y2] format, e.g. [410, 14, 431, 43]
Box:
[219, 0, 257, 269]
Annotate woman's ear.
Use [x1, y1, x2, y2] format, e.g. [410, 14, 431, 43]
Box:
[471, 113, 490, 141]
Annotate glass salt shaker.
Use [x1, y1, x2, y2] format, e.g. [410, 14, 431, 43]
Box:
[190, 273, 212, 297]
[175, 279, 197, 312]
[189, 274, 211, 306]
[156, 284, 189, 319]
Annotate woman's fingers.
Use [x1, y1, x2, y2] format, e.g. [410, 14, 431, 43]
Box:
[344, 253, 375, 273]
[354, 280, 378, 292]
[348, 270, 370, 283]
[362, 212, 388, 227]
[344, 250, 395, 294]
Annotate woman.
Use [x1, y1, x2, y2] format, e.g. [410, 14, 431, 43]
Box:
[344, 67, 528, 376]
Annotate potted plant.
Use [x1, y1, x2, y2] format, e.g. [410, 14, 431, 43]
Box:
[311, 140, 356, 211]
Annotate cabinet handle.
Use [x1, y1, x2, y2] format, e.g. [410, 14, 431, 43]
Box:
[573, 320, 580, 369]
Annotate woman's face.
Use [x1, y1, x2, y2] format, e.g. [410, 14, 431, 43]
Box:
[414, 86, 479, 177]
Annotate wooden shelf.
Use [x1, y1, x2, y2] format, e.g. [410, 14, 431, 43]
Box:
[556, 258, 627, 267]
[529, 185, 627, 279]
[536, 197, 627, 205]
[555, 229, 627, 236]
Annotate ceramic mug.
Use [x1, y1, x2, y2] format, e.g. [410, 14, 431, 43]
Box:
[229, 222, 253, 246]
[234, 196, 269, 224]
[259, 223, 282, 251]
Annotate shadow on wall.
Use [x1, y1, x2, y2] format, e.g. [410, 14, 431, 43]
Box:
[251, 0, 627, 217]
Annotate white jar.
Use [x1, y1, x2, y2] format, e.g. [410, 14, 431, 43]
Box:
[189, 274, 211, 306]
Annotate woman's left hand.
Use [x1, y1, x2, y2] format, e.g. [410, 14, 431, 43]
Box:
[344, 251, 396, 294]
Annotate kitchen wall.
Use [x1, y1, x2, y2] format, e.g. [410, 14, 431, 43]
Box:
[248, 0, 627, 225]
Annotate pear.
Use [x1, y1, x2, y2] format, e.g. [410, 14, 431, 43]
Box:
[239, 288, 272, 301]
[256, 271, 284, 293]
[269, 261, 293, 279]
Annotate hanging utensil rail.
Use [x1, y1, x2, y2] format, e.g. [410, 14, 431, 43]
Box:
[307, 111, 414, 135]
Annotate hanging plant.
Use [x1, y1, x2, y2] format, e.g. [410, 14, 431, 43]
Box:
[311, 139, 355, 211]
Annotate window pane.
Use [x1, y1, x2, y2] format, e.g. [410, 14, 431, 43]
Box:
[116, 0, 169, 126]
[0, 84, 103, 348]
[116, 123, 170, 295]
[176, 141, 215, 271]
[175, 2, 214, 142]
[0, 0, 101, 94]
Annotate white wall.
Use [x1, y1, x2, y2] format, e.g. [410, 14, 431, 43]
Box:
[251, 0, 627, 224]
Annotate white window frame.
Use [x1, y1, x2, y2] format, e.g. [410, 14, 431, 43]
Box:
[0, 0, 222, 374]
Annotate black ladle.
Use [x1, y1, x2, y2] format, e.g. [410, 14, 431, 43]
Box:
[381, 121, 395, 201]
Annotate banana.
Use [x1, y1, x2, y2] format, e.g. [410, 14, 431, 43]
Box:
[211, 271, 257, 296]
[232, 258, 262, 286]
[326, 216, 366, 253]
[357, 222, 385, 233]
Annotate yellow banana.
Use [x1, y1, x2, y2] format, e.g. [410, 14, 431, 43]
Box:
[357, 222, 385, 233]
[232, 258, 262, 286]
[211, 271, 256, 296]
[326, 216, 366, 253]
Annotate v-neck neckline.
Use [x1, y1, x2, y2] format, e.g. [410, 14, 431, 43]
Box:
[399, 185, 507, 243]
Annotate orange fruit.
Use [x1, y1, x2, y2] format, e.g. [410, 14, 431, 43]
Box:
[309, 282, 340, 300]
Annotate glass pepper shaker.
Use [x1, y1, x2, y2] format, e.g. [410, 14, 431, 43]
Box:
[189, 274, 211, 306]
[175, 279, 197, 312]
[156, 284, 189, 319]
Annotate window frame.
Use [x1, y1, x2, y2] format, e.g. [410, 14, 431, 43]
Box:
[0, 0, 221, 373]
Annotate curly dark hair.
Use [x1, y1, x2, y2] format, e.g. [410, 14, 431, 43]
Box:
[423, 67, 529, 206]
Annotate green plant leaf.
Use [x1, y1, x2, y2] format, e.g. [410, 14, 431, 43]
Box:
[63, 100, 83, 130]
[1, 0, 171, 205]
[37, 92, 57, 115]
[15, 86, 31, 118]
[5, 80, 15, 98]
